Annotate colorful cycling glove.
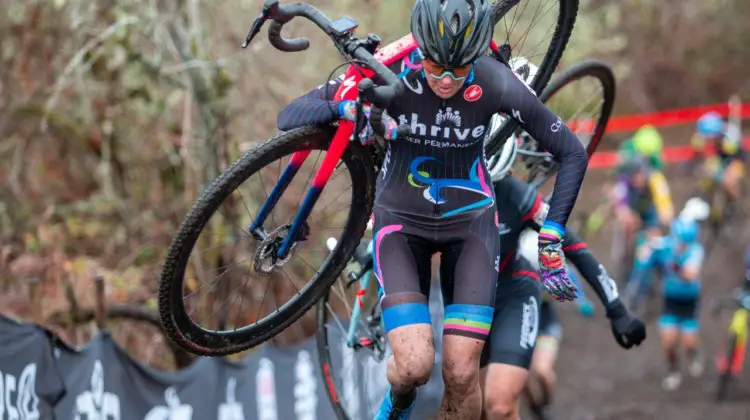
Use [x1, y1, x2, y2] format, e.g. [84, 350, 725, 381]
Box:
[538, 221, 578, 302]
[338, 100, 400, 144]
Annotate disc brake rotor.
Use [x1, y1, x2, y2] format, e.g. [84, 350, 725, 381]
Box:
[252, 225, 299, 276]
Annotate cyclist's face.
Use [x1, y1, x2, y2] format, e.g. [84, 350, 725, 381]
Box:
[422, 59, 468, 99]
[425, 73, 464, 98]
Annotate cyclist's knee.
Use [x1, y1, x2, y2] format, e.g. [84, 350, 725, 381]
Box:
[530, 345, 557, 385]
[442, 334, 484, 395]
[388, 325, 435, 387]
[383, 298, 435, 388]
[482, 364, 526, 420]
[484, 396, 519, 420]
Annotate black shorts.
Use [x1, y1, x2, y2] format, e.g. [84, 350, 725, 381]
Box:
[480, 255, 541, 369]
[373, 205, 501, 340]
[659, 297, 700, 332]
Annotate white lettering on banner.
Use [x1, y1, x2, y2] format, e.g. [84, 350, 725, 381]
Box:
[511, 109, 524, 124]
[255, 358, 278, 420]
[294, 351, 317, 420]
[0, 363, 40, 420]
[519, 297, 539, 350]
[397, 113, 486, 142]
[339, 340, 360, 419]
[340, 76, 357, 99]
[217, 378, 244, 420]
[73, 360, 120, 420]
[144, 387, 193, 420]
[597, 264, 619, 303]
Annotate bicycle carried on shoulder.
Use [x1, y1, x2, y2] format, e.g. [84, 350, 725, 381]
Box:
[158, 0, 579, 356]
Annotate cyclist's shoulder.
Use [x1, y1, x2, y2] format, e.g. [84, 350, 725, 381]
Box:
[474, 55, 510, 75]
[474, 56, 534, 95]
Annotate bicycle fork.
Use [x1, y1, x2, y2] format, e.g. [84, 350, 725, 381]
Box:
[248, 121, 355, 258]
[347, 270, 373, 348]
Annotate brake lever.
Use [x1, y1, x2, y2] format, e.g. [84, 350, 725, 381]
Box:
[242, 6, 273, 48]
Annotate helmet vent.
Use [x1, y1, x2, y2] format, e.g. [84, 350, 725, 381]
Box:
[450, 14, 460, 34]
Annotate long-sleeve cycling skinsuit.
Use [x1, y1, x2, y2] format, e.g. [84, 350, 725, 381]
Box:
[278, 52, 588, 341]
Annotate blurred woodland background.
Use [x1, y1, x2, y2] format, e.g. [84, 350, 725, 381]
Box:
[0, 0, 748, 368]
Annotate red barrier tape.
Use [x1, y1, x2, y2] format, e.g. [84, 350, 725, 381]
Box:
[569, 103, 750, 134]
[571, 102, 750, 169]
[587, 137, 750, 169]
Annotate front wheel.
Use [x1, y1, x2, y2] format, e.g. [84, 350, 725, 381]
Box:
[315, 263, 391, 420]
[159, 126, 376, 356]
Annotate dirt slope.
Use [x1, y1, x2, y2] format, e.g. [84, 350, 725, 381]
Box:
[548, 166, 750, 419]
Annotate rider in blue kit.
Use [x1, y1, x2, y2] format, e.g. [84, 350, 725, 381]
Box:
[277, 0, 588, 417]
[630, 211, 705, 391]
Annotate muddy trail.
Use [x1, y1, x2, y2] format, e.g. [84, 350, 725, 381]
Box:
[544, 166, 750, 419]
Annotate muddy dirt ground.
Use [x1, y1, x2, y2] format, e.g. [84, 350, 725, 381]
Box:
[544, 164, 750, 419]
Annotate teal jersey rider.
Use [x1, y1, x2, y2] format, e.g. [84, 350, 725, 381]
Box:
[661, 219, 704, 300]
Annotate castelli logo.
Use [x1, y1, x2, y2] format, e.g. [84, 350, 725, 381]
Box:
[464, 85, 483, 102]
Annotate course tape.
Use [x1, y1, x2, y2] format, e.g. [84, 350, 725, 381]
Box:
[565, 103, 750, 169]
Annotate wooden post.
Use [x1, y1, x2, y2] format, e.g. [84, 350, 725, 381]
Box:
[63, 277, 81, 345]
[25, 277, 41, 324]
[94, 274, 106, 331]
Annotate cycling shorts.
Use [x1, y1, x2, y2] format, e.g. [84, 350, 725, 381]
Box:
[373, 205, 500, 340]
[480, 255, 541, 369]
[659, 297, 700, 333]
[635, 208, 658, 230]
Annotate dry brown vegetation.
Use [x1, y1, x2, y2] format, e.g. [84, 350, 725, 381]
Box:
[0, 0, 747, 368]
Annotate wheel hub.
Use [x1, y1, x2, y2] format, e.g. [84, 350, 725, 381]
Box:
[252, 224, 304, 276]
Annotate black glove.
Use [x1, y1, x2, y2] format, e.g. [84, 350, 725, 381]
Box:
[606, 299, 646, 349]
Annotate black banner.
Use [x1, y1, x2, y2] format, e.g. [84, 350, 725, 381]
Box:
[0, 316, 65, 420]
[0, 286, 448, 420]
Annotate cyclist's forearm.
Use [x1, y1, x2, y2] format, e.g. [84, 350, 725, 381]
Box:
[496, 64, 588, 230]
[562, 230, 620, 307]
[277, 83, 342, 131]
